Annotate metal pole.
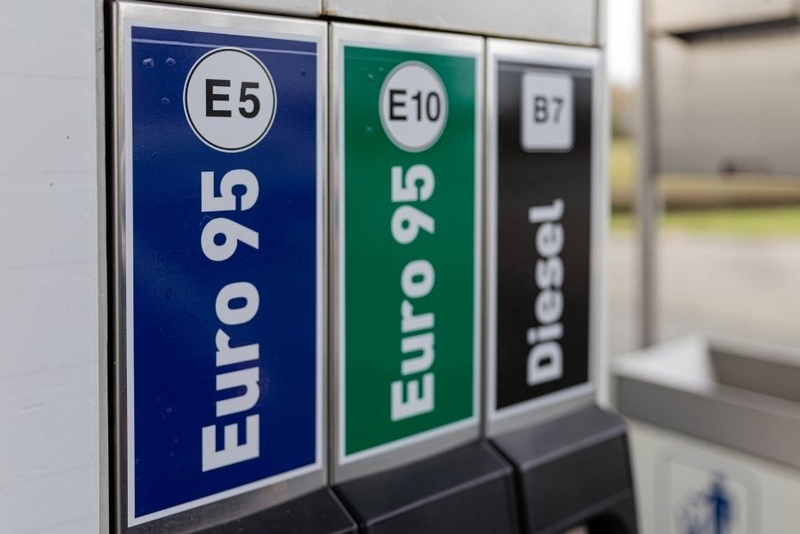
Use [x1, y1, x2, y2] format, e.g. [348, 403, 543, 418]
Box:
[637, 0, 659, 347]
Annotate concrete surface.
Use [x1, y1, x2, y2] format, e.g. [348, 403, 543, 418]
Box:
[608, 232, 800, 357]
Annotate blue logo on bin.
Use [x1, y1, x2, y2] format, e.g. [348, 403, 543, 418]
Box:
[678, 475, 734, 534]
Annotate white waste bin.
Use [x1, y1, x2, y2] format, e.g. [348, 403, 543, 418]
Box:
[614, 335, 800, 534]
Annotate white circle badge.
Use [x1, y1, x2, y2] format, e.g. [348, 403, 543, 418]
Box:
[380, 61, 448, 152]
[184, 48, 276, 153]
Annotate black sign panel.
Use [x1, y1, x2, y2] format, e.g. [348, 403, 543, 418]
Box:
[494, 61, 593, 411]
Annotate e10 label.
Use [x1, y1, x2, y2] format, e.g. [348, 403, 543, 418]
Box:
[380, 62, 448, 152]
[339, 43, 479, 461]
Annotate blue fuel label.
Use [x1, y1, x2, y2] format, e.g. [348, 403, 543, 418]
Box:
[124, 23, 322, 524]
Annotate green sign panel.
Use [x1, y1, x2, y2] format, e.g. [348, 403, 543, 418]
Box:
[338, 43, 480, 460]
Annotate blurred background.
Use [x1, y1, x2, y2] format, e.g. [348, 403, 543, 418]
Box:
[606, 0, 800, 357]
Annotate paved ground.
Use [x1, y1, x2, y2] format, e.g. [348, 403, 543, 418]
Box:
[608, 232, 800, 357]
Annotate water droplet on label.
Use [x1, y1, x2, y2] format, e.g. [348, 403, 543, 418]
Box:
[364, 126, 374, 135]
[367, 73, 375, 81]
[143, 58, 154, 68]
[300, 68, 307, 76]
[165, 57, 176, 67]
[161, 97, 170, 106]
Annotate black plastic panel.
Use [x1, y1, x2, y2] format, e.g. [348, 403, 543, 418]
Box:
[492, 405, 638, 534]
[198, 489, 357, 534]
[335, 441, 520, 534]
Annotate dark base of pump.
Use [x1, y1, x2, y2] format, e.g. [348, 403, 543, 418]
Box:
[202, 488, 357, 534]
[492, 405, 638, 534]
[334, 440, 520, 534]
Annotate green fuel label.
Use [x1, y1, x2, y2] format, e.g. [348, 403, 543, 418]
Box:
[338, 44, 480, 460]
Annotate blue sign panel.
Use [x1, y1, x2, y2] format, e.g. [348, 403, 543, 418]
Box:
[126, 24, 321, 524]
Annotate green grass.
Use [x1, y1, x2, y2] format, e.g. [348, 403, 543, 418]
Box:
[609, 136, 800, 235]
[611, 207, 800, 235]
[610, 137, 637, 188]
